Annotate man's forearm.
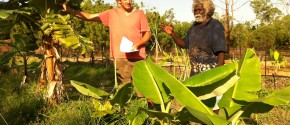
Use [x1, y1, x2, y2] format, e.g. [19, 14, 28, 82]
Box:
[170, 32, 185, 48]
[216, 52, 225, 67]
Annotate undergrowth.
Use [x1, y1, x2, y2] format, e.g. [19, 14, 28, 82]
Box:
[0, 61, 289, 125]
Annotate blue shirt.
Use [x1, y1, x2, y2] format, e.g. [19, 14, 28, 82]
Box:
[184, 18, 226, 76]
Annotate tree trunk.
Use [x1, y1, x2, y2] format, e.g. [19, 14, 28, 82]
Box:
[264, 50, 267, 76]
[37, 36, 64, 106]
[90, 50, 95, 65]
[21, 55, 29, 87]
[225, 0, 231, 53]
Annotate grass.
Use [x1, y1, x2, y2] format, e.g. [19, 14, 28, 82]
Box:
[253, 106, 290, 124]
[0, 73, 44, 125]
[0, 61, 117, 125]
[62, 61, 115, 89]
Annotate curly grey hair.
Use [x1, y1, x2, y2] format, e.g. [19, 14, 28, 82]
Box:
[192, 0, 215, 17]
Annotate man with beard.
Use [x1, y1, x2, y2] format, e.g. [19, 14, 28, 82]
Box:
[160, 0, 226, 113]
[62, 0, 151, 85]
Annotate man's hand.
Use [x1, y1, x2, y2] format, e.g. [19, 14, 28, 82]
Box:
[56, 0, 72, 13]
[62, 2, 73, 13]
[160, 24, 174, 35]
[131, 43, 140, 51]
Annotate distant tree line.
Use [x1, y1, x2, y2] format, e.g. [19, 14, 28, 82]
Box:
[1, 0, 289, 59]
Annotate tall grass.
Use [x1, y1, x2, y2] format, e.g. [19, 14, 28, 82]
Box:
[0, 73, 44, 125]
[32, 99, 96, 125]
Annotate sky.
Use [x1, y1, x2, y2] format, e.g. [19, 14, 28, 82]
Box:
[104, 0, 289, 23]
[104, 0, 256, 23]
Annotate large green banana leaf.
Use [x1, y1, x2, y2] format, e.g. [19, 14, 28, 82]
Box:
[133, 60, 171, 105]
[236, 49, 261, 97]
[183, 62, 237, 87]
[188, 69, 239, 100]
[40, 14, 91, 51]
[227, 86, 290, 124]
[145, 58, 212, 114]
[219, 49, 261, 108]
[186, 106, 229, 125]
[133, 57, 236, 124]
[262, 86, 290, 106]
[70, 80, 109, 99]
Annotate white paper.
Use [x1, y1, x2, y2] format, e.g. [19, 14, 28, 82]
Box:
[120, 36, 139, 53]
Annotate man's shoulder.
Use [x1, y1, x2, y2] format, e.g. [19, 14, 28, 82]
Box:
[210, 18, 223, 25]
[134, 8, 145, 14]
[209, 18, 224, 29]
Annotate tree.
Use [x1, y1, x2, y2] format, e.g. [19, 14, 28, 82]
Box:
[224, 0, 230, 53]
[273, 15, 290, 49]
[248, 25, 276, 50]
[250, 0, 283, 25]
[230, 23, 250, 57]
[0, 34, 40, 85]
[248, 24, 276, 76]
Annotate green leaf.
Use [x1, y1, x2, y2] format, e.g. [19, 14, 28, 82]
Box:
[235, 48, 261, 101]
[188, 68, 239, 100]
[183, 63, 237, 87]
[143, 58, 214, 115]
[133, 60, 170, 104]
[51, 24, 71, 30]
[262, 86, 290, 106]
[227, 86, 290, 124]
[0, 10, 13, 19]
[175, 107, 203, 124]
[219, 49, 261, 108]
[58, 36, 79, 48]
[40, 23, 50, 30]
[186, 106, 229, 125]
[70, 80, 109, 99]
[127, 98, 148, 124]
[273, 51, 279, 61]
[92, 100, 116, 118]
[110, 83, 134, 105]
[132, 109, 147, 125]
[138, 107, 174, 121]
[79, 35, 93, 54]
[0, 51, 17, 64]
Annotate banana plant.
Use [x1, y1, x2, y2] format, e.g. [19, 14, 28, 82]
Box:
[0, 0, 92, 105]
[0, 34, 41, 85]
[34, 0, 93, 105]
[70, 80, 148, 125]
[132, 48, 290, 125]
[269, 49, 287, 73]
[268, 49, 287, 88]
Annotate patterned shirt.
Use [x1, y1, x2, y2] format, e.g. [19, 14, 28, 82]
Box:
[184, 18, 226, 76]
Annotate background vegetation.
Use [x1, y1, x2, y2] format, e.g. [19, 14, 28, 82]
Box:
[0, 0, 289, 124]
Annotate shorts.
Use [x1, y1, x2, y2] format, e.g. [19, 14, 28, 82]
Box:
[115, 58, 142, 84]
